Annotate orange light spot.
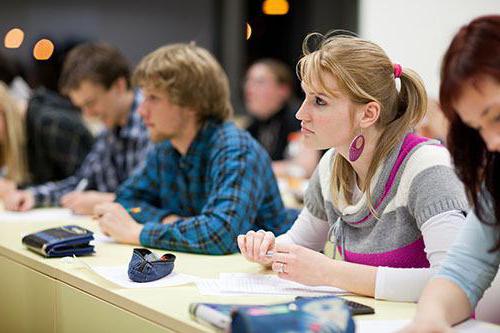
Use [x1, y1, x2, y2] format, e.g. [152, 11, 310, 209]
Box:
[4, 28, 24, 48]
[262, 0, 289, 15]
[246, 23, 252, 40]
[33, 39, 54, 60]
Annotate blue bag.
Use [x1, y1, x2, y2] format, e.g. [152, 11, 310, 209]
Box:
[230, 296, 355, 333]
[127, 248, 176, 283]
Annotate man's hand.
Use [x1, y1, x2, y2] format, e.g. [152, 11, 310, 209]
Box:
[161, 214, 182, 224]
[94, 202, 142, 244]
[61, 191, 115, 215]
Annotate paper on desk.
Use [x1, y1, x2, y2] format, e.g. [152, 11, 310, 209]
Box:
[91, 265, 199, 288]
[196, 272, 348, 296]
[0, 208, 89, 222]
[355, 319, 499, 333]
[91, 232, 115, 244]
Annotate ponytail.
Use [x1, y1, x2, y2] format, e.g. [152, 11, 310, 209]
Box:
[299, 32, 428, 215]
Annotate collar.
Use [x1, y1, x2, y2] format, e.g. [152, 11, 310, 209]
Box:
[116, 90, 146, 139]
[177, 119, 221, 169]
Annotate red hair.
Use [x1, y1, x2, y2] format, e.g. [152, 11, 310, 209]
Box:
[440, 15, 500, 120]
[440, 15, 500, 252]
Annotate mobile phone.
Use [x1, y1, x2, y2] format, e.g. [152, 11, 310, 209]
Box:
[294, 296, 375, 315]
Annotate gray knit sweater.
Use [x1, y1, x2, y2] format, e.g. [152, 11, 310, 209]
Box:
[304, 134, 469, 268]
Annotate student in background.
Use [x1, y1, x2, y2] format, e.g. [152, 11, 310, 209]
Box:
[238, 32, 469, 302]
[401, 15, 500, 332]
[415, 99, 449, 144]
[0, 82, 93, 198]
[244, 59, 319, 178]
[0, 51, 30, 110]
[4, 43, 150, 215]
[94, 43, 295, 254]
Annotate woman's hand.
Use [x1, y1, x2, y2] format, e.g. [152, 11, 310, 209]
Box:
[237, 230, 275, 266]
[4, 190, 34, 211]
[0, 178, 16, 199]
[270, 242, 333, 286]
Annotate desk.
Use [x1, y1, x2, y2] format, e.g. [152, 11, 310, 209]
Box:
[0, 216, 417, 333]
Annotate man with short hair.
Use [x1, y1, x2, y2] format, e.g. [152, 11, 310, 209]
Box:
[5, 43, 150, 214]
[95, 43, 295, 254]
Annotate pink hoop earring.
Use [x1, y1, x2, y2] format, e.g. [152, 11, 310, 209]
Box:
[348, 132, 365, 162]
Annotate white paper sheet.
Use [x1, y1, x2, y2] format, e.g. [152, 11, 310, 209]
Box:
[91, 265, 199, 289]
[195, 272, 348, 296]
[91, 232, 115, 244]
[0, 208, 89, 222]
[355, 319, 500, 333]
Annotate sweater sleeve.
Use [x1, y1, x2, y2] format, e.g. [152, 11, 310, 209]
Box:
[404, 145, 469, 227]
[375, 210, 466, 301]
[435, 197, 500, 308]
[277, 207, 330, 251]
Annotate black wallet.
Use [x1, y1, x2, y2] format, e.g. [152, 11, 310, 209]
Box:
[22, 225, 95, 257]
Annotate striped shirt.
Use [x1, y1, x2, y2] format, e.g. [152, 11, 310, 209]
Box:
[30, 92, 151, 206]
[116, 120, 297, 255]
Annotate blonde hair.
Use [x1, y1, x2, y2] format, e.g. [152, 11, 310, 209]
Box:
[0, 82, 30, 184]
[133, 43, 233, 123]
[298, 32, 427, 213]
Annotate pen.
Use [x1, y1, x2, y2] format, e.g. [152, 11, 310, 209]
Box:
[74, 178, 88, 192]
[190, 304, 231, 330]
[127, 207, 142, 214]
[264, 251, 287, 257]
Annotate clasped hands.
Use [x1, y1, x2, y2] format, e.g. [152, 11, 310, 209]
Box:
[237, 229, 331, 286]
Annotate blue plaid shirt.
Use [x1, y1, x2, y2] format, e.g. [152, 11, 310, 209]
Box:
[31, 92, 151, 206]
[116, 120, 296, 254]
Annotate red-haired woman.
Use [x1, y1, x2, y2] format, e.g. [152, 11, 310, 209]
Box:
[401, 15, 500, 332]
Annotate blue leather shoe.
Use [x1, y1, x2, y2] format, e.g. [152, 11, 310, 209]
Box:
[127, 248, 176, 283]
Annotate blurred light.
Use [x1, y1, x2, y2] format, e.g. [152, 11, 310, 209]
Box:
[262, 0, 289, 15]
[246, 23, 252, 40]
[33, 39, 54, 60]
[4, 28, 24, 48]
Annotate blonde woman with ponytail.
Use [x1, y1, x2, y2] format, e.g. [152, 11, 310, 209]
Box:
[238, 32, 469, 302]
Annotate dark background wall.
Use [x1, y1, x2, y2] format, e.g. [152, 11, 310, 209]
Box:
[0, 0, 216, 64]
[245, 0, 358, 97]
[0, 0, 357, 111]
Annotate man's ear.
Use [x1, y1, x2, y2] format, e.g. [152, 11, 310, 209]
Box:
[359, 101, 381, 129]
[111, 77, 128, 93]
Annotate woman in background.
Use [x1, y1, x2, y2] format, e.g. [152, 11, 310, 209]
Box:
[0, 82, 93, 197]
[244, 58, 319, 178]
